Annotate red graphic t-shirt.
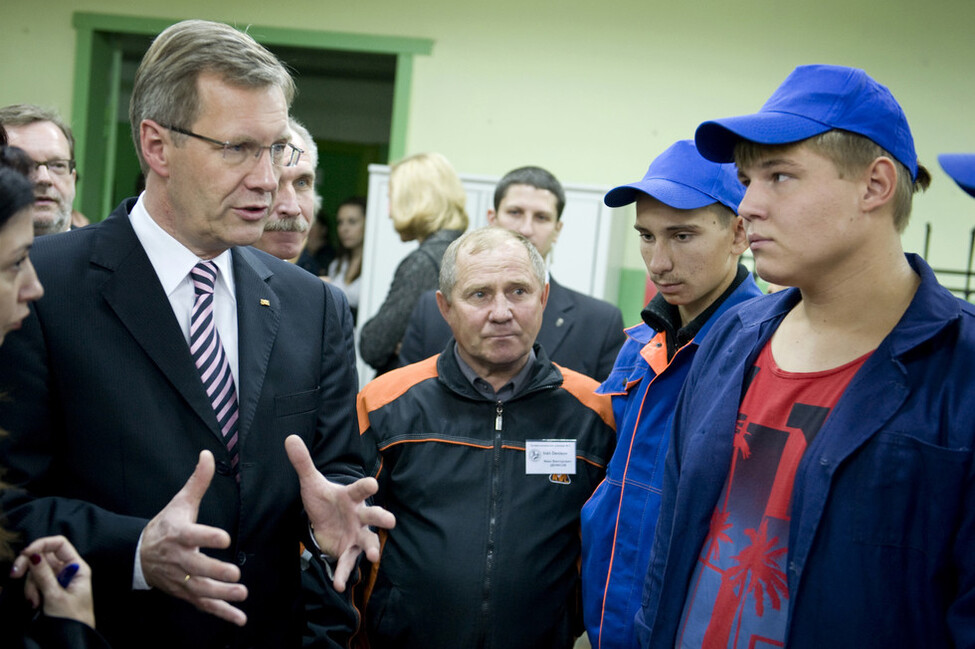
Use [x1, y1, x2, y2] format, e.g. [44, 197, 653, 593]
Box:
[676, 341, 870, 649]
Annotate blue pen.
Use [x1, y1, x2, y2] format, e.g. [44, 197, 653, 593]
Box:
[56, 563, 79, 588]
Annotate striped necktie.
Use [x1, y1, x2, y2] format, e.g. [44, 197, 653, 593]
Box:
[189, 261, 239, 474]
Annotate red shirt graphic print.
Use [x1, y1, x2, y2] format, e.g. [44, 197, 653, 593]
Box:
[676, 341, 870, 649]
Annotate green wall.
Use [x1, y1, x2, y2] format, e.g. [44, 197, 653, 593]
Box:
[4, 0, 975, 309]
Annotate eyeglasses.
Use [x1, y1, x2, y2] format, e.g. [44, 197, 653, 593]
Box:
[163, 125, 303, 167]
[30, 159, 75, 176]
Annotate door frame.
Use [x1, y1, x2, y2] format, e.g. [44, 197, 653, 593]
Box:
[70, 12, 433, 220]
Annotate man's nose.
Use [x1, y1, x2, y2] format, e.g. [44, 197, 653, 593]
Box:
[738, 185, 763, 222]
[271, 183, 300, 218]
[246, 150, 279, 193]
[648, 246, 673, 275]
[517, 220, 534, 237]
[488, 294, 513, 320]
[31, 164, 53, 185]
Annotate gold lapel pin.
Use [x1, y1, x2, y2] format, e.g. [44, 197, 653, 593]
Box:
[260, 299, 270, 307]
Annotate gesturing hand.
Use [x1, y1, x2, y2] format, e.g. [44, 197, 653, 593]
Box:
[140, 450, 249, 626]
[284, 435, 395, 592]
[11, 535, 96, 628]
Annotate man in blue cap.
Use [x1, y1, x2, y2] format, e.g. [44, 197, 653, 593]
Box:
[580, 140, 762, 649]
[637, 64, 975, 649]
[939, 153, 975, 198]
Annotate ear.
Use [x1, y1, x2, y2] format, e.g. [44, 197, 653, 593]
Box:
[140, 119, 172, 179]
[730, 215, 748, 256]
[538, 281, 550, 310]
[552, 218, 563, 244]
[860, 156, 897, 213]
[486, 208, 497, 226]
[435, 290, 451, 322]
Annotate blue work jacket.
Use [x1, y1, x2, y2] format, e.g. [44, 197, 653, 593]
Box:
[638, 254, 975, 649]
[581, 272, 762, 649]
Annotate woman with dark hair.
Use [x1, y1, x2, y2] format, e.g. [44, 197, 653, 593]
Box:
[0, 128, 109, 648]
[324, 196, 365, 322]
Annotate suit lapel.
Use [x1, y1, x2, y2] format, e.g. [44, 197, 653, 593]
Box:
[232, 247, 280, 446]
[93, 207, 223, 440]
[537, 277, 574, 357]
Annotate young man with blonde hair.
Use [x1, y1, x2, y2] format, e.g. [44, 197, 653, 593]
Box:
[637, 64, 975, 649]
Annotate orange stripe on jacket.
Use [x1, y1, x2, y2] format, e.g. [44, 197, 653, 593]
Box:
[357, 355, 440, 435]
[555, 363, 616, 431]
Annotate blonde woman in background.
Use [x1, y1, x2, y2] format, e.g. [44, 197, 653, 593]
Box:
[359, 153, 468, 374]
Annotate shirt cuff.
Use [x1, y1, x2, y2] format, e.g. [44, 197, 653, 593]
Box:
[307, 522, 336, 582]
[133, 529, 150, 590]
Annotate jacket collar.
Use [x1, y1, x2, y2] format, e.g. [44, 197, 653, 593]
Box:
[91, 199, 280, 447]
[437, 342, 562, 402]
[732, 253, 961, 359]
[636, 264, 762, 356]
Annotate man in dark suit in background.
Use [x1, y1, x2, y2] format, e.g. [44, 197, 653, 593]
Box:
[398, 166, 625, 380]
[0, 19, 393, 649]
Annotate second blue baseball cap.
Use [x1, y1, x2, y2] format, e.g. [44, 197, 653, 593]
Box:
[938, 153, 975, 199]
[695, 64, 918, 180]
[604, 139, 744, 213]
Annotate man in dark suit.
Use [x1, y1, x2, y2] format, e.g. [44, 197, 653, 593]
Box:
[0, 19, 393, 649]
[398, 166, 625, 380]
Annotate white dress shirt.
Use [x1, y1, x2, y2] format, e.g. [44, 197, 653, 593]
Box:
[127, 193, 241, 589]
[128, 193, 240, 387]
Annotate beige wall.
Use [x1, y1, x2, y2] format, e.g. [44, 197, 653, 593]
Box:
[3, 0, 975, 285]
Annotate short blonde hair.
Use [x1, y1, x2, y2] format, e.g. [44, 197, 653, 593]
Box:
[735, 131, 931, 233]
[389, 152, 468, 241]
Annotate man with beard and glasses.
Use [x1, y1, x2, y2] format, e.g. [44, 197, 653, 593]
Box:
[0, 104, 77, 236]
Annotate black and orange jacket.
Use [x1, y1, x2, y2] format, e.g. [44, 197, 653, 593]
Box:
[354, 344, 615, 649]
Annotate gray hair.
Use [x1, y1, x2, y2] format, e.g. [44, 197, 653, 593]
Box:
[129, 19, 296, 172]
[439, 226, 546, 301]
[0, 104, 76, 161]
[289, 116, 322, 214]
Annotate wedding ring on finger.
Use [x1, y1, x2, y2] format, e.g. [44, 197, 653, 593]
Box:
[184, 574, 192, 583]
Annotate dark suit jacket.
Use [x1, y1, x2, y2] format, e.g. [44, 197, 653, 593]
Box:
[398, 277, 626, 381]
[0, 199, 364, 649]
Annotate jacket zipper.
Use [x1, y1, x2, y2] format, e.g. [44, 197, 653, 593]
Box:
[479, 400, 504, 647]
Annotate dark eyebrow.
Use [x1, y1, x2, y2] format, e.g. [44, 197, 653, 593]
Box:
[664, 223, 702, 232]
[633, 223, 701, 234]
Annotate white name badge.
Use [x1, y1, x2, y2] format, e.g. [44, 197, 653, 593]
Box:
[525, 439, 577, 475]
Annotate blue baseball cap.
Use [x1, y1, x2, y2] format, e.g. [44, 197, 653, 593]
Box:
[938, 153, 975, 199]
[695, 64, 919, 180]
[604, 139, 744, 213]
